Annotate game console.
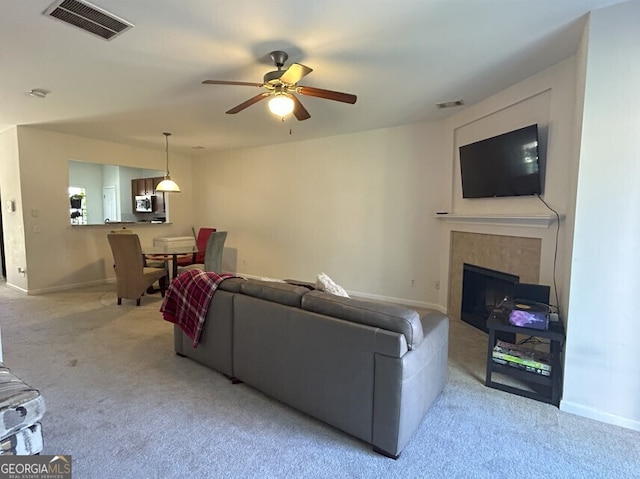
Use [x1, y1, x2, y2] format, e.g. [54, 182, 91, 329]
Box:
[508, 300, 551, 330]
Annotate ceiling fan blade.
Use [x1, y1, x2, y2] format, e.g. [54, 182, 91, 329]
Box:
[226, 92, 270, 114]
[202, 80, 264, 87]
[279, 63, 313, 85]
[297, 86, 357, 104]
[291, 95, 311, 121]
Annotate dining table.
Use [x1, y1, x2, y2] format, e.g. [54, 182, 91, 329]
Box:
[142, 245, 202, 280]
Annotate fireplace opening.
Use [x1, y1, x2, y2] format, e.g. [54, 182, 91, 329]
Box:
[461, 264, 518, 339]
[460, 263, 552, 343]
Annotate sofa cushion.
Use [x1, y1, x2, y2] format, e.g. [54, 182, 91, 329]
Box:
[301, 291, 424, 350]
[283, 279, 316, 290]
[240, 280, 310, 308]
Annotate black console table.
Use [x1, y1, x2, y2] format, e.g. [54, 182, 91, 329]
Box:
[485, 309, 565, 406]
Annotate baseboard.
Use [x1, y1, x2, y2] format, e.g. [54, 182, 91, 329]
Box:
[560, 399, 640, 432]
[345, 290, 445, 313]
[235, 273, 286, 282]
[5, 282, 27, 294]
[235, 273, 447, 313]
[5, 272, 447, 313]
[26, 278, 113, 295]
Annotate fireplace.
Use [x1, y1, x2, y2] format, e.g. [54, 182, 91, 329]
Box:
[461, 264, 518, 333]
[447, 231, 542, 323]
[458, 262, 552, 347]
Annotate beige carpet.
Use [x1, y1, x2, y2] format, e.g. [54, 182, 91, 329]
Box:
[1, 283, 638, 479]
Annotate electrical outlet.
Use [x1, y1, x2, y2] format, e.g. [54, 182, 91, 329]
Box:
[434, 280, 440, 290]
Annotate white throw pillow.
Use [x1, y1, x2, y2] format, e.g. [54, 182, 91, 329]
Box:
[316, 272, 349, 297]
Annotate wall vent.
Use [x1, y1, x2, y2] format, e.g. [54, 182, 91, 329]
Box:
[43, 0, 133, 40]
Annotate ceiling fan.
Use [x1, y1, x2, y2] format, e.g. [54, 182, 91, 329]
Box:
[202, 50, 357, 121]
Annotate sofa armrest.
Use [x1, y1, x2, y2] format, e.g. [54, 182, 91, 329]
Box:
[372, 312, 449, 456]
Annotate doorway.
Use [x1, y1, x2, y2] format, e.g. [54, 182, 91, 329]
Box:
[102, 185, 118, 222]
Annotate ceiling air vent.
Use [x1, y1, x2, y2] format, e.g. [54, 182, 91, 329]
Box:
[436, 100, 464, 109]
[44, 0, 133, 40]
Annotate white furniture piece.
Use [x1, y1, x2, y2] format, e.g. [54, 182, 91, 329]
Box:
[0, 363, 45, 455]
[153, 236, 195, 249]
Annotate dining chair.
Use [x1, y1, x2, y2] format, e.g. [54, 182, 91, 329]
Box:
[203, 231, 227, 272]
[107, 233, 168, 306]
[178, 231, 228, 274]
[108, 227, 164, 268]
[175, 227, 216, 268]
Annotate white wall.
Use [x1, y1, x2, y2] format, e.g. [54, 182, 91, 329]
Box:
[0, 128, 27, 290]
[563, 1, 640, 430]
[8, 127, 195, 293]
[192, 123, 446, 307]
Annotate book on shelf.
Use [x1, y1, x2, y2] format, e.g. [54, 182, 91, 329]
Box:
[492, 340, 552, 373]
[491, 357, 551, 376]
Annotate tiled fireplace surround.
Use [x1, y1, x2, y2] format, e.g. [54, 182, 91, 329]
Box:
[447, 231, 542, 320]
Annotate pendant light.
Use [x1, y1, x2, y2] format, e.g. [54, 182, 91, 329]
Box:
[156, 132, 181, 193]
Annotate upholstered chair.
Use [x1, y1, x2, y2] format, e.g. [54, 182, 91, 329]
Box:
[178, 231, 227, 274]
[175, 227, 216, 268]
[203, 231, 227, 272]
[107, 233, 168, 305]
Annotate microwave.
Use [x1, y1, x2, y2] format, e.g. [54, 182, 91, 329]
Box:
[135, 195, 154, 213]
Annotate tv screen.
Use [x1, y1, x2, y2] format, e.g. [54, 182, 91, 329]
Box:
[459, 124, 542, 198]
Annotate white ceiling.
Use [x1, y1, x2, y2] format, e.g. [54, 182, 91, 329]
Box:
[0, 0, 623, 155]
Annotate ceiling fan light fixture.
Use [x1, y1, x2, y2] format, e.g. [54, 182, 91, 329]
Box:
[268, 94, 294, 117]
[156, 132, 181, 193]
[202, 50, 356, 121]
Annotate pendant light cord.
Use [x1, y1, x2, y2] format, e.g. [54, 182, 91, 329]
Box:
[164, 132, 171, 177]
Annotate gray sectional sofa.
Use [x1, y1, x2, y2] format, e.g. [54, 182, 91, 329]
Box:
[173, 277, 449, 458]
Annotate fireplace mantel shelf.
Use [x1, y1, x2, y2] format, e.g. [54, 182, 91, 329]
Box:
[435, 213, 561, 228]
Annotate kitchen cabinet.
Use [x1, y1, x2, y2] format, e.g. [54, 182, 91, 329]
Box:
[131, 177, 166, 214]
[132, 178, 155, 196]
[152, 177, 165, 214]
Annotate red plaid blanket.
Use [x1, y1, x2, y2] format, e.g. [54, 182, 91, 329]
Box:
[160, 270, 237, 347]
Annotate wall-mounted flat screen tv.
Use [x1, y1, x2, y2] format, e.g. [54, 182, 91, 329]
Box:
[459, 124, 542, 198]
